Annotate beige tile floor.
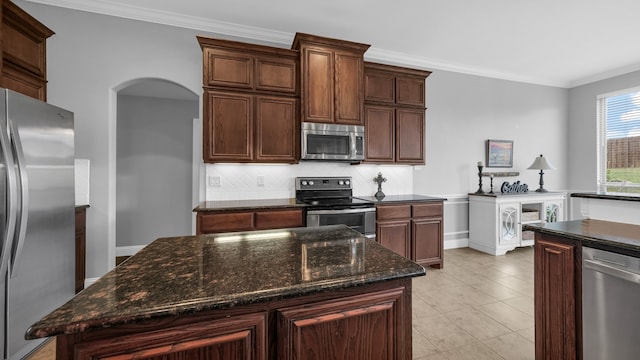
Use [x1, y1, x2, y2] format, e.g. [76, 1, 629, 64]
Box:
[28, 246, 535, 360]
[413, 246, 535, 360]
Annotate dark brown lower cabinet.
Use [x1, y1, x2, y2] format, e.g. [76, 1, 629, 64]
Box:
[56, 279, 413, 360]
[196, 208, 304, 234]
[277, 288, 406, 360]
[534, 234, 581, 360]
[61, 312, 267, 360]
[75, 207, 87, 294]
[376, 201, 444, 268]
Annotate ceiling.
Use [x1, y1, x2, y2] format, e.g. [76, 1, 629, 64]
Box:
[25, 0, 640, 88]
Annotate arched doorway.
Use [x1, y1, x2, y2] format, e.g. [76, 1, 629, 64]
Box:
[115, 78, 199, 259]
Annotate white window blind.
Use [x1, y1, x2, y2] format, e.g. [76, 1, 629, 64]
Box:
[597, 88, 640, 193]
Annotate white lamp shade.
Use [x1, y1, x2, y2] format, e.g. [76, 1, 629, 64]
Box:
[527, 154, 555, 170]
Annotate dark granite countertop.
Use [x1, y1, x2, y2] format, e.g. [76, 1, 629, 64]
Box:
[194, 198, 304, 212]
[570, 192, 640, 202]
[468, 191, 566, 198]
[26, 225, 425, 339]
[523, 219, 640, 258]
[358, 194, 447, 204]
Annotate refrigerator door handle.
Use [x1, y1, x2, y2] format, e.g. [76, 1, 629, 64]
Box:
[1, 118, 18, 278]
[8, 118, 29, 277]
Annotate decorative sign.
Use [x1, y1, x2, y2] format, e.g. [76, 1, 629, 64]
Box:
[501, 181, 528, 194]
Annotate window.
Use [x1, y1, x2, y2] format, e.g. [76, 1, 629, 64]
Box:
[597, 87, 640, 193]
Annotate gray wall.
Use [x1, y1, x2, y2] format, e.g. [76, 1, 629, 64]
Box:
[17, 0, 208, 278]
[116, 95, 198, 247]
[18, 0, 572, 278]
[568, 70, 640, 191]
[416, 70, 569, 194]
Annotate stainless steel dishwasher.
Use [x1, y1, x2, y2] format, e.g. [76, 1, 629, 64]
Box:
[582, 247, 640, 360]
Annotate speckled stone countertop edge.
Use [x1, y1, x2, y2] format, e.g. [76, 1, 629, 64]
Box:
[193, 198, 305, 212]
[358, 195, 447, 204]
[524, 220, 640, 258]
[193, 195, 447, 211]
[570, 192, 640, 202]
[26, 266, 425, 339]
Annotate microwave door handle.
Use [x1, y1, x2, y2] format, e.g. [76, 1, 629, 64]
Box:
[0, 119, 18, 278]
[8, 119, 28, 278]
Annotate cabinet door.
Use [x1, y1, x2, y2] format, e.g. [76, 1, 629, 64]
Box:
[203, 91, 253, 162]
[197, 212, 254, 234]
[412, 218, 443, 268]
[277, 288, 407, 360]
[255, 55, 297, 94]
[301, 46, 334, 123]
[377, 220, 411, 258]
[544, 201, 564, 223]
[75, 208, 86, 294]
[202, 48, 253, 89]
[534, 237, 578, 360]
[1, 63, 47, 105]
[255, 96, 298, 162]
[395, 108, 424, 164]
[364, 70, 395, 104]
[334, 50, 364, 125]
[499, 203, 519, 245]
[396, 76, 425, 107]
[71, 313, 267, 360]
[254, 209, 304, 230]
[364, 105, 395, 162]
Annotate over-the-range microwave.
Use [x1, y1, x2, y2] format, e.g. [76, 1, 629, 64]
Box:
[300, 122, 364, 161]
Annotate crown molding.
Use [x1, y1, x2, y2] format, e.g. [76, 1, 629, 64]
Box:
[568, 62, 640, 88]
[364, 48, 569, 88]
[22, 0, 293, 45]
[25, 0, 572, 88]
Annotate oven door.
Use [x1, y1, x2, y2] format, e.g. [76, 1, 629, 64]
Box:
[306, 208, 376, 238]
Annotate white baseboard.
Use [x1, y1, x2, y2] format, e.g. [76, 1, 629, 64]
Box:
[84, 277, 99, 288]
[444, 238, 468, 249]
[82, 246, 146, 289]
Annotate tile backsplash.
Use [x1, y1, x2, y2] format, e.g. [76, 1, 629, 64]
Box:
[205, 162, 414, 200]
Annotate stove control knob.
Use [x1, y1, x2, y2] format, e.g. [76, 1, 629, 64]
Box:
[345, 180, 350, 185]
[308, 181, 314, 186]
[301, 181, 308, 186]
[338, 180, 344, 185]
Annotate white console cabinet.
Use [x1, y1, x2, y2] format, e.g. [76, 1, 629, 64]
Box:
[468, 192, 566, 255]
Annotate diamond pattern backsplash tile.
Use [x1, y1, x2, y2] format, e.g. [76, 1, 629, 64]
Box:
[205, 163, 414, 200]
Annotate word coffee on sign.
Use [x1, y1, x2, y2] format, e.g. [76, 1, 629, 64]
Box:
[501, 181, 528, 194]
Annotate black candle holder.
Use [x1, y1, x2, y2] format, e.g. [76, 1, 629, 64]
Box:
[489, 175, 495, 194]
[475, 166, 485, 194]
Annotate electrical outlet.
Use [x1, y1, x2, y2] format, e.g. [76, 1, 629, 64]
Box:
[208, 176, 221, 186]
[257, 175, 264, 187]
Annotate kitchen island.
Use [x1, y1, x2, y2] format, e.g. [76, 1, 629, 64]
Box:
[524, 219, 640, 359]
[26, 225, 425, 360]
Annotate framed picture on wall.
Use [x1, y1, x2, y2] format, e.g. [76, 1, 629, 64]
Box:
[486, 139, 513, 168]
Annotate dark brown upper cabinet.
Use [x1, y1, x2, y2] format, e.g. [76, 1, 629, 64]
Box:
[292, 33, 370, 125]
[364, 62, 431, 165]
[1, 0, 54, 101]
[198, 36, 299, 163]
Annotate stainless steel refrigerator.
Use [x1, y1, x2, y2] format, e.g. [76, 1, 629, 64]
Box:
[0, 89, 75, 359]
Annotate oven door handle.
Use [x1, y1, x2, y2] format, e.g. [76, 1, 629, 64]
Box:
[307, 208, 376, 215]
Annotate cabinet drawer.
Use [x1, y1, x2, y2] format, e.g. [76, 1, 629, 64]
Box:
[255, 209, 304, 230]
[376, 205, 411, 220]
[198, 212, 254, 234]
[396, 76, 425, 107]
[412, 203, 443, 218]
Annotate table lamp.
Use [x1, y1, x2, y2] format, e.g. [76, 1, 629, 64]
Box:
[527, 154, 555, 192]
